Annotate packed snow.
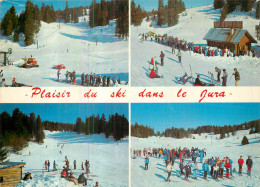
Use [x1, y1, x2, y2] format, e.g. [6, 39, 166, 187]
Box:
[131, 130, 260, 187]
[131, 4, 260, 86]
[7, 131, 129, 187]
[0, 15, 129, 87]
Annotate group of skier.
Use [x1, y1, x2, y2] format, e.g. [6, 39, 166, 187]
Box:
[142, 33, 257, 58]
[61, 70, 124, 87]
[134, 147, 254, 182]
[194, 67, 240, 86]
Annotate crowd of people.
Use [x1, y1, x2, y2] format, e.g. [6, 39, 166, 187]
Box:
[141, 33, 257, 58]
[61, 70, 125, 87]
[133, 146, 254, 182]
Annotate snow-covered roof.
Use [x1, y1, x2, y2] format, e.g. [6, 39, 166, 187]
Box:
[0, 162, 26, 169]
[203, 28, 257, 44]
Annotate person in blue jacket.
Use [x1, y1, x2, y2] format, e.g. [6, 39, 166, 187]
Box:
[200, 150, 204, 163]
[193, 151, 198, 163]
[209, 157, 215, 176]
[164, 154, 168, 167]
[202, 160, 209, 179]
[192, 162, 198, 179]
[144, 156, 149, 170]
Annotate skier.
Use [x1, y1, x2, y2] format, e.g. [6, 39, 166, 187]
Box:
[166, 162, 172, 182]
[213, 161, 219, 180]
[225, 159, 231, 178]
[219, 159, 224, 178]
[215, 67, 221, 83]
[85, 160, 90, 174]
[233, 68, 240, 86]
[65, 71, 69, 82]
[222, 69, 228, 86]
[179, 161, 184, 176]
[192, 162, 198, 179]
[23, 172, 32, 181]
[78, 173, 87, 186]
[160, 51, 165, 66]
[47, 160, 50, 172]
[199, 150, 204, 163]
[102, 76, 107, 87]
[0, 78, 8, 87]
[81, 162, 84, 170]
[238, 156, 244, 175]
[57, 70, 61, 81]
[74, 160, 76, 169]
[149, 68, 161, 78]
[177, 49, 182, 63]
[72, 71, 76, 85]
[81, 73, 85, 86]
[144, 156, 149, 170]
[107, 76, 111, 87]
[53, 161, 57, 171]
[184, 163, 191, 181]
[202, 160, 209, 179]
[194, 75, 205, 86]
[170, 152, 175, 166]
[246, 156, 253, 176]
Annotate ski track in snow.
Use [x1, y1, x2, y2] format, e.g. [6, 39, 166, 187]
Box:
[131, 4, 260, 86]
[131, 130, 260, 187]
[8, 131, 129, 187]
[0, 16, 129, 87]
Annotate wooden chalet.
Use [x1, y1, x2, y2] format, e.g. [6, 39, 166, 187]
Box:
[0, 162, 26, 187]
[203, 28, 257, 56]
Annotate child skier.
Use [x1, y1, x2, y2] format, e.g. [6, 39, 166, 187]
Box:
[202, 160, 209, 179]
[144, 156, 149, 170]
[192, 162, 198, 179]
[238, 156, 244, 175]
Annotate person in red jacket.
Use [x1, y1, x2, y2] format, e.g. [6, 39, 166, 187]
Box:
[238, 156, 244, 175]
[225, 159, 231, 178]
[149, 68, 161, 78]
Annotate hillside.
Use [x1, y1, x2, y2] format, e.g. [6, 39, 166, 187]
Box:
[131, 4, 260, 86]
[0, 15, 128, 87]
[6, 131, 129, 187]
[131, 130, 260, 186]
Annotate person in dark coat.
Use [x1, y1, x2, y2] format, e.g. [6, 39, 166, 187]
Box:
[160, 51, 165, 66]
[23, 172, 32, 180]
[246, 156, 253, 176]
[184, 163, 191, 180]
[81, 73, 84, 85]
[222, 69, 228, 86]
[107, 76, 111, 87]
[78, 173, 87, 185]
[215, 67, 221, 83]
[194, 75, 205, 86]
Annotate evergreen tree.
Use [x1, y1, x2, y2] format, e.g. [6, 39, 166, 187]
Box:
[115, 0, 129, 39]
[227, 0, 236, 13]
[50, 4, 56, 22]
[241, 136, 249, 145]
[256, 1, 260, 19]
[24, 0, 35, 46]
[13, 28, 19, 42]
[220, 129, 225, 139]
[89, 0, 97, 27]
[168, 0, 179, 27]
[36, 115, 44, 143]
[64, 0, 70, 23]
[214, 0, 225, 9]
[157, 0, 166, 26]
[241, 0, 255, 12]
[34, 4, 41, 34]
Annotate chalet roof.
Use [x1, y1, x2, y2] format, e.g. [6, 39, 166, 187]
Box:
[0, 162, 26, 169]
[203, 28, 257, 44]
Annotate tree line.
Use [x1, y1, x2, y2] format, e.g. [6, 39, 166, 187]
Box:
[0, 0, 90, 46]
[89, 0, 129, 39]
[131, 0, 185, 27]
[43, 113, 129, 141]
[213, 0, 256, 21]
[0, 108, 45, 155]
[131, 119, 260, 139]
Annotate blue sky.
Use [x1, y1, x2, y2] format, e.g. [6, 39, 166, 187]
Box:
[133, 0, 214, 11]
[0, 0, 95, 19]
[0, 103, 129, 123]
[131, 103, 260, 132]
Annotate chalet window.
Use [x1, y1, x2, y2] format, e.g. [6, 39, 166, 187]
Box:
[0, 176, 3, 183]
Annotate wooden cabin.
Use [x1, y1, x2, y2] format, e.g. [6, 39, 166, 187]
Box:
[0, 162, 26, 187]
[203, 28, 257, 56]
